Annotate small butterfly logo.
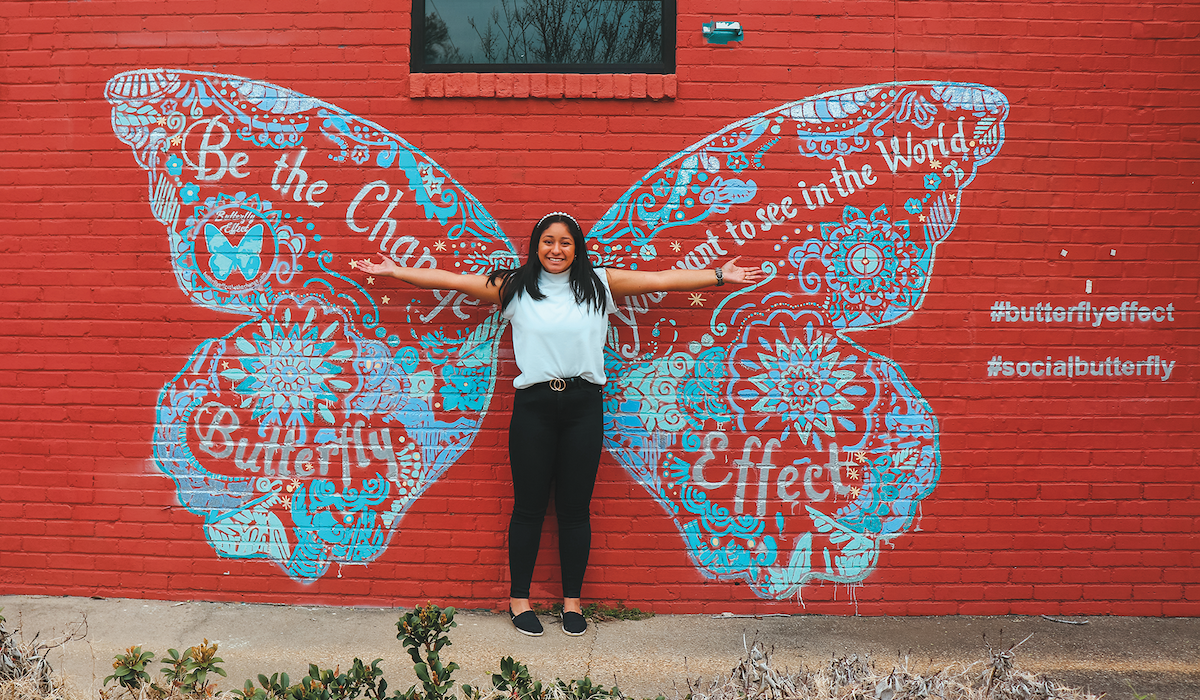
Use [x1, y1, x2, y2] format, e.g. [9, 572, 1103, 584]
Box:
[204, 222, 264, 282]
[107, 70, 1007, 595]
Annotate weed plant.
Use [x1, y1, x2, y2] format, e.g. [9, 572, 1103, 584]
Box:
[529, 602, 652, 622]
[101, 640, 226, 700]
[0, 603, 1110, 700]
[0, 607, 84, 700]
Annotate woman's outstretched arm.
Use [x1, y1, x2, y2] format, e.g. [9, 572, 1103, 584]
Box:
[353, 256, 504, 305]
[605, 256, 761, 297]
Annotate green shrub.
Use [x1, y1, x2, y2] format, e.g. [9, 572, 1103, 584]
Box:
[103, 646, 155, 691]
[394, 603, 460, 700]
[105, 602, 652, 700]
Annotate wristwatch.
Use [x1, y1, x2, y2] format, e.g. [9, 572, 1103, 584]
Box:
[714, 267, 725, 286]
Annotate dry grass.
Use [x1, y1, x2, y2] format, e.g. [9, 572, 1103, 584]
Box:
[0, 675, 82, 700]
[454, 635, 1099, 700]
[0, 611, 86, 700]
[672, 636, 1100, 700]
[0, 614, 1097, 700]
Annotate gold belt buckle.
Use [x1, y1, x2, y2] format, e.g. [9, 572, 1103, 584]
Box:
[549, 378, 567, 392]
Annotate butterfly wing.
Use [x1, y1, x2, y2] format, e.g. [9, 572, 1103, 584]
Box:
[593, 82, 1008, 598]
[108, 69, 517, 581]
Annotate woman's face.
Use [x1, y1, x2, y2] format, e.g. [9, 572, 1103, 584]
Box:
[536, 222, 576, 274]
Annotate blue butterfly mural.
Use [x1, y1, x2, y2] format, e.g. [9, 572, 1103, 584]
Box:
[204, 223, 264, 281]
[107, 70, 1007, 595]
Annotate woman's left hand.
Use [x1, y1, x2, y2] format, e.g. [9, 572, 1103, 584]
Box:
[720, 256, 762, 285]
[606, 256, 763, 297]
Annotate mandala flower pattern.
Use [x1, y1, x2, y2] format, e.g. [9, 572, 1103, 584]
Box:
[797, 204, 930, 328]
[736, 322, 864, 448]
[221, 301, 352, 443]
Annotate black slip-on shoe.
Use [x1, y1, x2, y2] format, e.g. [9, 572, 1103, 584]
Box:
[510, 610, 544, 637]
[561, 611, 587, 636]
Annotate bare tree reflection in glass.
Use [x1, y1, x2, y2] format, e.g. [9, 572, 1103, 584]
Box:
[425, 0, 662, 66]
[424, 12, 466, 64]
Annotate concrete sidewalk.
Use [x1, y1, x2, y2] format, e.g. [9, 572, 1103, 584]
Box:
[1, 596, 1197, 699]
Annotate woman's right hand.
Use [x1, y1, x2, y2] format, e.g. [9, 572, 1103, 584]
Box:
[350, 255, 504, 305]
[354, 255, 398, 277]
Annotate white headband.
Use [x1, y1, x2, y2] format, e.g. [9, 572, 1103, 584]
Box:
[537, 211, 580, 229]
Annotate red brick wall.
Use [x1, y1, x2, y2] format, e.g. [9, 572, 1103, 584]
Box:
[1, 0, 1197, 615]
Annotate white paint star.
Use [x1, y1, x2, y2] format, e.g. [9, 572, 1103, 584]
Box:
[367, 276, 375, 285]
[381, 295, 390, 304]
[688, 293, 705, 306]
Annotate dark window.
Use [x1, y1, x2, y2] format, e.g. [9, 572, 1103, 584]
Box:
[413, 0, 675, 73]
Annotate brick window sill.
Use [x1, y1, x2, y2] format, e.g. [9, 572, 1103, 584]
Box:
[409, 73, 676, 99]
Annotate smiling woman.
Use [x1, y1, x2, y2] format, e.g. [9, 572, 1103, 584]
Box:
[535, 221, 576, 274]
[355, 211, 758, 637]
[411, 0, 675, 73]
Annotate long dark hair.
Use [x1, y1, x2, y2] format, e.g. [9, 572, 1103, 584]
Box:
[488, 213, 607, 313]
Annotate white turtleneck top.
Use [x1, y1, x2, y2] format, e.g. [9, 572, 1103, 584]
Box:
[501, 268, 617, 389]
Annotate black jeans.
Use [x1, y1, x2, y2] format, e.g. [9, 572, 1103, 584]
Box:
[507, 380, 603, 599]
